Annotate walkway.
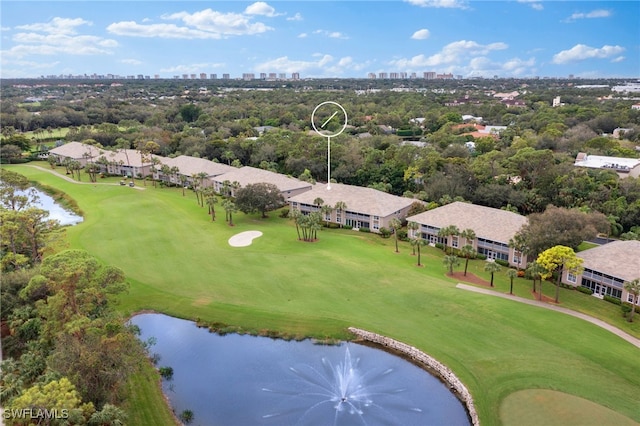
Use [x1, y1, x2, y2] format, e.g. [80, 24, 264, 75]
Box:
[456, 283, 640, 349]
[26, 165, 145, 190]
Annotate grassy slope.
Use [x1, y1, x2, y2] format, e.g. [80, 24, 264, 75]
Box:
[8, 164, 640, 425]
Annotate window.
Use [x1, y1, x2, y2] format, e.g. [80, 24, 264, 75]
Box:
[336, 213, 341, 223]
[567, 273, 577, 284]
[451, 236, 459, 248]
[629, 294, 639, 305]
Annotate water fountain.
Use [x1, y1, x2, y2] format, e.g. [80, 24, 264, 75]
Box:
[262, 346, 424, 425]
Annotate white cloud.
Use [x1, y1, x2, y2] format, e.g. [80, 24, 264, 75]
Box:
[255, 54, 369, 77]
[552, 44, 625, 64]
[564, 9, 611, 22]
[411, 29, 430, 40]
[611, 56, 625, 63]
[517, 0, 543, 11]
[121, 58, 143, 65]
[313, 29, 349, 40]
[287, 13, 303, 21]
[16, 17, 92, 35]
[405, 0, 467, 9]
[107, 21, 222, 39]
[109, 7, 273, 39]
[298, 33, 308, 38]
[389, 40, 507, 68]
[3, 18, 118, 59]
[244, 2, 280, 17]
[160, 62, 226, 74]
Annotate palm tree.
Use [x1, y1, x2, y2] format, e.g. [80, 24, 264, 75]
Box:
[526, 261, 546, 296]
[412, 236, 427, 267]
[389, 217, 402, 253]
[506, 269, 518, 294]
[460, 244, 475, 276]
[407, 221, 420, 255]
[290, 209, 302, 240]
[334, 201, 347, 228]
[484, 261, 502, 287]
[321, 204, 333, 228]
[460, 228, 476, 247]
[222, 199, 238, 226]
[443, 254, 460, 275]
[204, 189, 218, 221]
[623, 278, 640, 322]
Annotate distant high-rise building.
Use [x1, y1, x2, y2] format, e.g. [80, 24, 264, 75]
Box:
[291, 72, 300, 80]
[260, 73, 267, 79]
[154, 74, 160, 79]
[190, 74, 196, 79]
[410, 72, 417, 79]
[268, 73, 277, 80]
[424, 72, 436, 80]
[200, 73, 207, 79]
[182, 74, 188, 79]
[222, 73, 230, 79]
[436, 73, 453, 79]
[368, 73, 376, 79]
[400, 72, 408, 79]
[390, 72, 399, 79]
[378, 72, 388, 79]
[279, 73, 286, 79]
[243, 73, 255, 80]
[210, 74, 217, 79]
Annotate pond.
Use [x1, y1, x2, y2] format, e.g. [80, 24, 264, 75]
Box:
[131, 313, 470, 426]
[23, 188, 83, 225]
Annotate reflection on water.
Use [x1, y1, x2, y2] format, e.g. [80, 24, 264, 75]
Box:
[131, 313, 470, 426]
[21, 188, 83, 225]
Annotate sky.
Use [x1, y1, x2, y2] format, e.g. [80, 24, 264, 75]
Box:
[1, 1, 639, 79]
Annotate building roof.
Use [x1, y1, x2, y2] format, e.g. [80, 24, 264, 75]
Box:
[48, 141, 102, 159]
[406, 201, 527, 243]
[94, 148, 147, 167]
[213, 166, 312, 193]
[574, 153, 640, 172]
[159, 155, 236, 177]
[578, 241, 640, 282]
[289, 183, 416, 217]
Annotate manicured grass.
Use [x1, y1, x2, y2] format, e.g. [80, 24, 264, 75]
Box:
[122, 361, 179, 426]
[7, 163, 640, 425]
[500, 389, 639, 426]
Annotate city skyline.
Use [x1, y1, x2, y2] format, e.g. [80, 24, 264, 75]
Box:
[1, 1, 639, 80]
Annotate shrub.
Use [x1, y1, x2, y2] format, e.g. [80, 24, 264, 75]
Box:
[621, 303, 633, 318]
[577, 286, 593, 295]
[517, 270, 525, 278]
[343, 225, 353, 230]
[495, 259, 510, 267]
[476, 253, 487, 260]
[359, 227, 371, 233]
[603, 295, 622, 306]
[379, 227, 391, 238]
[159, 366, 173, 380]
[397, 229, 408, 241]
[435, 242, 444, 250]
[279, 209, 289, 218]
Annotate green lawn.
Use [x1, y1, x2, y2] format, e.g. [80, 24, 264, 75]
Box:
[7, 163, 640, 426]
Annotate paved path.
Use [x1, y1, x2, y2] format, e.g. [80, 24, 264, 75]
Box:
[456, 283, 640, 349]
[26, 165, 145, 190]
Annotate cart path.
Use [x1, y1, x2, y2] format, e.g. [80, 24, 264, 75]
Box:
[25, 165, 145, 190]
[456, 283, 640, 349]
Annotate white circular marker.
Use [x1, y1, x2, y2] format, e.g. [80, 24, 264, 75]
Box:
[312, 101, 348, 190]
[311, 101, 348, 138]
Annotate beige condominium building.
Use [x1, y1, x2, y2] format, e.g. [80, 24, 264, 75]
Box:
[288, 183, 417, 233]
[562, 240, 640, 305]
[406, 201, 528, 268]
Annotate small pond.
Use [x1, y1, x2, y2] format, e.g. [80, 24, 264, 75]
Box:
[131, 313, 470, 426]
[21, 188, 83, 225]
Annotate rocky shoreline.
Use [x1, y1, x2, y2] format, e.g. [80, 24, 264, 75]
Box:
[348, 327, 480, 426]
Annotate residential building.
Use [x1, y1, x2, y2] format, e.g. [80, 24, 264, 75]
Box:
[406, 201, 528, 268]
[156, 155, 236, 187]
[574, 153, 640, 178]
[562, 241, 640, 305]
[212, 166, 312, 199]
[48, 141, 102, 166]
[288, 183, 416, 233]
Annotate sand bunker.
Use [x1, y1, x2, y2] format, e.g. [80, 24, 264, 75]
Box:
[228, 231, 263, 247]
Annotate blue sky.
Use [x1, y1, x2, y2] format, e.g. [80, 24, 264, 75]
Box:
[1, 1, 638, 79]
